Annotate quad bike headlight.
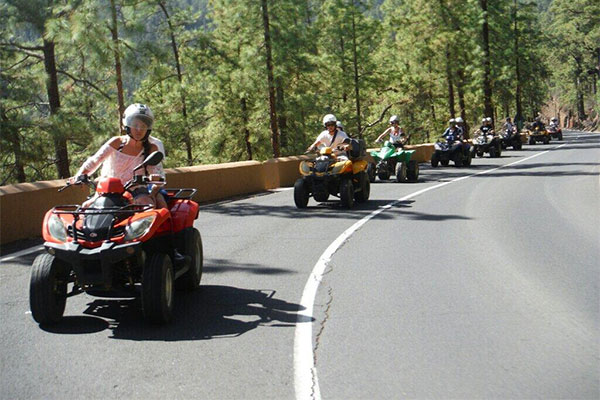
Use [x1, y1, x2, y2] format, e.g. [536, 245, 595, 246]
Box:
[124, 216, 155, 241]
[48, 214, 67, 242]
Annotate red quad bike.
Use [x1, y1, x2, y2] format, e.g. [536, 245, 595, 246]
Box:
[29, 151, 203, 325]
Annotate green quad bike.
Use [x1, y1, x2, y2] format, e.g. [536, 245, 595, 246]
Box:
[369, 141, 419, 183]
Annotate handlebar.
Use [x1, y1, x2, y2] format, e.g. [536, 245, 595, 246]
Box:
[59, 174, 95, 192]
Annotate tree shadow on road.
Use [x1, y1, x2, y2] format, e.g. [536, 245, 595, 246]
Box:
[42, 285, 311, 341]
[201, 199, 403, 219]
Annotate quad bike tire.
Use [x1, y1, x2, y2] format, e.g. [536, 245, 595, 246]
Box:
[340, 178, 354, 209]
[407, 160, 419, 182]
[395, 162, 408, 183]
[142, 253, 174, 324]
[29, 253, 68, 324]
[477, 151, 484, 157]
[489, 146, 497, 158]
[529, 137, 536, 145]
[441, 159, 450, 167]
[377, 168, 390, 181]
[176, 228, 203, 291]
[431, 154, 439, 168]
[463, 151, 472, 167]
[496, 144, 502, 158]
[513, 141, 522, 150]
[293, 178, 309, 208]
[354, 172, 370, 203]
[454, 154, 463, 167]
[543, 136, 550, 144]
[366, 163, 376, 183]
[558, 133, 563, 141]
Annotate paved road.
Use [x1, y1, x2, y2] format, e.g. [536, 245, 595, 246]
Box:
[1, 131, 598, 399]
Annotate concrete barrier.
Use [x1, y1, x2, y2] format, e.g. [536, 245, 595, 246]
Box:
[0, 181, 88, 245]
[0, 145, 434, 245]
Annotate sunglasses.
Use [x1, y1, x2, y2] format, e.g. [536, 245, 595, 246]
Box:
[325, 122, 336, 127]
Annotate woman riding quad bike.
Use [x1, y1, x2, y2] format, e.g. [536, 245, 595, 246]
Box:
[295, 139, 370, 209]
[472, 117, 502, 158]
[500, 117, 522, 150]
[527, 117, 551, 145]
[369, 115, 419, 182]
[370, 140, 419, 182]
[431, 119, 472, 167]
[547, 117, 563, 141]
[29, 152, 203, 325]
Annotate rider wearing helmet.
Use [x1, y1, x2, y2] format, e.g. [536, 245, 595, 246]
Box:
[71, 103, 167, 208]
[532, 116, 545, 130]
[307, 114, 350, 154]
[442, 118, 461, 142]
[502, 117, 515, 135]
[375, 115, 408, 147]
[478, 117, 494, 135]
[549, 117, 559, 128]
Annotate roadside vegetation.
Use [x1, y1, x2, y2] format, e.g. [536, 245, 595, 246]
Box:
[1, 0, 598, 184]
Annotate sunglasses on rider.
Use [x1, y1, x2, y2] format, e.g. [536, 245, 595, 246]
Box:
[325, 122, 336, 127]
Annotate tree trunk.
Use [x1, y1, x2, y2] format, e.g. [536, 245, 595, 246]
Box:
[261, 0, 280, 158]
[240, 97, 253, 160]
[340, 37, 347, 103]
[513, 0, 524, 131]
[480, 0, 494, 122]
[1, 109, 26, 183]
[276, 81, 287, 148]
[158, 1, 192, 165]
[445, 44, 456, 118]
[43, 39, 70, 178]
[109, 0, 125, 133]
[350, 3, 362, 138]
[574, 56, 586, 121]
[456, 68, 469, 138]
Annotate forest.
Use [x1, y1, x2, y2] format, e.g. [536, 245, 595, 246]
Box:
[1, 0, 598, 184]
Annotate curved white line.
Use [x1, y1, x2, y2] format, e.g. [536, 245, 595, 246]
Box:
[293, 143, 567, 400]
[0, 246, 44, 263]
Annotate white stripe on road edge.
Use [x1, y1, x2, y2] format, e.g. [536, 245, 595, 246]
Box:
[0, 246, 44, 263]
[293, 144, 567, 400]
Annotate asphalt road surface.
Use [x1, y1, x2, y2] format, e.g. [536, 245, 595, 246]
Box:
[1, 130, 598, 399]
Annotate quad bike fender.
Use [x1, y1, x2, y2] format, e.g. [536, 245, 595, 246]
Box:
[331, 160, 353, 175]
[395, 149, 415, 162]
[137, 208, 172, 239]
[168, 199, 199, 233]
[352, 160, 368, 174]
[369, 150, 382, 161]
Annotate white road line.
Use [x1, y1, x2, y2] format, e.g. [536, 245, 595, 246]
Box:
[293, 143, 567, 400]
[0, 246, 44, 263]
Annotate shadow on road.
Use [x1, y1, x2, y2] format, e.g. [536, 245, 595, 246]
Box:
[42, 285, 311, 341]
[203, 258, 297, 275]
[201, 199, 403, 219]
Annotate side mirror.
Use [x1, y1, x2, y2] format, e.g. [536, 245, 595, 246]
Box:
[133, 151, 164, 172]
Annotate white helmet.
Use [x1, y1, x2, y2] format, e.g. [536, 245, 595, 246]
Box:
[336, 121, 344, 129]
[485, 117, 492, 122]
[455, 117, 463, 123]
[481, 118, 487, 123]
[551, 117, 558, 122]
[123, 103, 154, 130]
[389, 115, 399, 124]
[449, 118, 456, 124]
[323, 114, 337, 127]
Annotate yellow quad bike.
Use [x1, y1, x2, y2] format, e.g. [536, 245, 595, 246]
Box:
[294, 139, 370, 209]
[527, 126, 551, 145]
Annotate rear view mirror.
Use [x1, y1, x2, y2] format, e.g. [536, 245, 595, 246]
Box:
[133, 151, 164, 172]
